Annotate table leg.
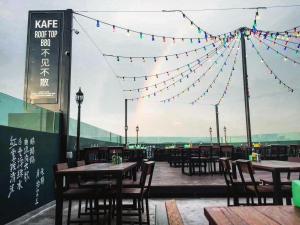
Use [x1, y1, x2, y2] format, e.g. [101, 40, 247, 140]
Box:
[116, 172, 123, 225]
[132, 165, 137, 181]
[272, 170, 283, 205]
[55, 175, 63, 225]
[232, 162, 237, 179]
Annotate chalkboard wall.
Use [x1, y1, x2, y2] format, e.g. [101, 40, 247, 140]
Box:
[0, 125, 121, 224]
[0, 125, 60, 224]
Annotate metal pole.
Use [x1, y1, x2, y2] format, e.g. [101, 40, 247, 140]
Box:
[76, 104, 81, 161]
[136, 130, 138, 145]
[240, 27, 252, 147]
[215, 104, 220, 146]
[125, 99, 128, 146]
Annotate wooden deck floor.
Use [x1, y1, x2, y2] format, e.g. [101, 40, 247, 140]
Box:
[149, 162, 299, 197]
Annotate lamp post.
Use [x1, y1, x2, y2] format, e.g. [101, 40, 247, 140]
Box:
[224, 126, 227, 144]
[76, 88, 84, 161]
[209, 127, 212, 144]
[136, 125, 139, 145]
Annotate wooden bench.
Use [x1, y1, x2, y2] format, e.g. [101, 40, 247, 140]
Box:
[155, 200, 184, 225]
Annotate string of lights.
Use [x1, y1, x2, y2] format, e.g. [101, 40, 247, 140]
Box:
[251, 28, 300, 40]
[190, 42, 240, 105]
[103, 39, 222, 62]
[252, 35, 300, 65]
[73, 11, 240, 44]
[263, 37, 300, 53]
[126, 43, 235, 100]
[159, 41, 237, 103]
[118, 43, 225, 80]
[215, 44, 240, 105]
[124, 41, 234, 93]
[169, 10, 239, 40]
[249, 39, 294, 93]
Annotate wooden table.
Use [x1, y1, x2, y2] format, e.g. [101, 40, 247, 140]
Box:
[205, 206, 300, 225]
[55, 162, 137, 225]
[232, 160, 300, 205]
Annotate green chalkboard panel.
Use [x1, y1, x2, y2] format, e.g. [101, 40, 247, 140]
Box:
[0, 125, 60, 224]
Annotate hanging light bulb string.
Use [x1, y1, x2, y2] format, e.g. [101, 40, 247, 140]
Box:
[73, 11, 233, 43]
[103, 38, 223, 62]
[252, 28, 300, 40]
[124, 41, 234, 93]
[172, 10, 240, 40]
[252, 35, 300, 65]
[215, 44, 241, 106]
[249, 38, 294, 93]
[118, 43, 225, 80]
[127, 41, 236, 101]
[191, 42, 240, 105]
[252, 9, 260, 32]
[262, 37, 300, 53]
[159, 40, 237, 103]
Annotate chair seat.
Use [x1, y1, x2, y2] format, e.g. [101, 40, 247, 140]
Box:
[79, 179, 115, 187]
[120, 187, 147, 198]
[122, 179, 140, 188]
[260, 178, 292, 185]
[63, 188, 98, 199]
[246, 184, 291, 193]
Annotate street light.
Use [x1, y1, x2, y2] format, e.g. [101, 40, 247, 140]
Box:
[209, 127, 212, 144]
[224, 126, 227, 144]
[76, 88, 84, 161]
[136, 125, 139, 145]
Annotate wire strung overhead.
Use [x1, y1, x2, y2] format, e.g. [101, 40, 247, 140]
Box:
[103, 39, 222, 63]
[262, 37, 300, 53]
[118, 43, 226, 80]
[73, 11, 239, 44]
[167, 9, 239, 40]
[252, 35, 300, 65]
[190, 42, 240, 105]
[249, 38, 294, 93]
[123, 43, 231, 92]
[215, 44, 240, 106]
[159, 40, 237, 103]
[126, 42, 235, 101]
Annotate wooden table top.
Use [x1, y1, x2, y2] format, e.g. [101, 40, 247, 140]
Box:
[252, 160, 300, 171]
[234, 160, 300, 172]
[204, 206, 300, 225]
[56, 162, 137, 174]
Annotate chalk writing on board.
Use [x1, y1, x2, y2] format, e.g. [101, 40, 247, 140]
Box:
[8, 136, 36, 198]
[35, 167, 45, 205]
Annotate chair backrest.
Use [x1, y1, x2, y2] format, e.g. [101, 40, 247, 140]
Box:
[221, 145, 234, 158]
[139, 161, 155, 194]
[76, 160, 85, 167]
[53, 163, 68, 190]
[236, 160, 259, 194]
[199, 145, 212, 157]
[288, 157, 300, 163]
[219, 157, 234, 188]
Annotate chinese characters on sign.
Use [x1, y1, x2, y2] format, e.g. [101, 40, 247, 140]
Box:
[26, 13, 63, 104]
[8, 136, 36, 198]
[35, 167, 45, 205]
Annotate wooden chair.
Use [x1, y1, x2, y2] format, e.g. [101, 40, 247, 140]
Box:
[120, 161, 155, 225]
[53, 163, 95, 225]
[236, 159, 291, 205]
[75, 160, 113, 221]
[219, 157, 255, 206]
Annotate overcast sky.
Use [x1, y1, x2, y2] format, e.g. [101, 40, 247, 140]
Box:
[1, 0, 300, 138]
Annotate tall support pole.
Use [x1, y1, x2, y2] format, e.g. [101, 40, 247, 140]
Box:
[125, 99, 128, 146]
[240, 27, 252, 147]
[215, 104, 220, 146]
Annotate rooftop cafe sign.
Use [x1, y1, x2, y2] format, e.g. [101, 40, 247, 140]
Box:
[25, 12, 63, 104]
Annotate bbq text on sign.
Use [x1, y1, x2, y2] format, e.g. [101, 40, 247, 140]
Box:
[25, 13, 63, 104]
